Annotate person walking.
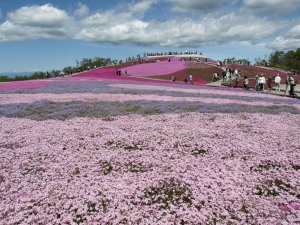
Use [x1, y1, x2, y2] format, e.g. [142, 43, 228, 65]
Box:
[289, 75, 296, 97]
[189, 74, 193, 84]
[255, 75, 259, 91]
[213, 72, 218, 82]
[226, 70, 230, 82]
[285, 73, 291, 96]
[235, 73, 240, 88]
[274, 74, 281, 92]
[222, 71, 227, 82]
[258, 74, 266, 91]
[267, 76, 273, 93]
[227, 75, 232, 87]
[258, 74, 263, 91]
[243, 76, 249, 90]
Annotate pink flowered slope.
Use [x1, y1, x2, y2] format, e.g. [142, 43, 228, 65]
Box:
[0, 62, 296, 91]
[120, 59, 188, 77]
[0, 76, 215, 91]
[0, 64, 215, 91]
[0, 75, 209, 91]
[64, 72, 209, 87]
[0, 80, 49, 91]
[71, 68, 116, 78]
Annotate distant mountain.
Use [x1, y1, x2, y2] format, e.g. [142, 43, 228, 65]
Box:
[0, 71, 34, 78]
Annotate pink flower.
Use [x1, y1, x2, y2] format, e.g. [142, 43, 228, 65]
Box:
[152, 207, 157, 214]
[120, 60, 188, 77]
[290, 204, 300, 210]
[278, 205, 291, 212]
[16, 192, 25, 197]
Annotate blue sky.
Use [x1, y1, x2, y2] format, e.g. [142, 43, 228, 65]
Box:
[1, 0, 300, 74]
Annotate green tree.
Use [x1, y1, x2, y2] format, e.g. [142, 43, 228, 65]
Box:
[269, 51, 285, 68]
[0, 76, 13, 82]
[63, 66, 72, 75]
[268, 49, 300, 72]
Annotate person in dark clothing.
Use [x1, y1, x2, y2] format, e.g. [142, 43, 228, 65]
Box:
[289, 75, 296, 97]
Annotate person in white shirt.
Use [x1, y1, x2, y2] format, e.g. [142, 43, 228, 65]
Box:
[243, 76, 249, 90]
[213, 73, 218, 81]
[258, 74, 266, 91]
[274, 74, 281, 92]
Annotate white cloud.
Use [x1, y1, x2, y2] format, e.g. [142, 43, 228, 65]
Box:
[8, 4, 69, 28]
[0, 20, 68, 42]
[266, 25, 300, 50]
[160, 13, 277, 47]
[74, 3, 89, 18]
[265, 24, 300, 50]
[166, 0, 226, 13]
[266, 37, 300, 50]
[81, 11, 133, 27]
[128, 0, 159, 16]
[289, 25, 300, 39]
[76, 13, 151, 45]
[0, 21, 28, 42]
[75, 10, 278, 48]
[0, 1, 296, 52]
[243, 0, 300, 15]
[0, 4, 72, 42]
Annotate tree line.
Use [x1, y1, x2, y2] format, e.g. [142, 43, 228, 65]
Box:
[0, 57, 119, 82]
[268, 48, 300, 73]
[224, 48, 300, 74]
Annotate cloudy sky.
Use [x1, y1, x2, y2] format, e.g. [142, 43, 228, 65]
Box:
[1, 0, 300, 73]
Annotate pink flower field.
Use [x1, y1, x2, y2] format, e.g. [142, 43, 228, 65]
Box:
[0, 77, 300, 224]
[119, 59, 188, 77]
[0, 67, 196, 92]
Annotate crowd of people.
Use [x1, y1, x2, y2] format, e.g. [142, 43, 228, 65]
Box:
[253, 73, 297, 97]
[145, 51, 202, 57]
[219, 68, 241, 88]
[221, 69, 297, 97]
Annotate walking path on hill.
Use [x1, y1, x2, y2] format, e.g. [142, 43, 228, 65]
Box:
[205, 79, 300, 98]
[201, 62, 299, 98]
